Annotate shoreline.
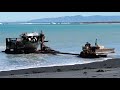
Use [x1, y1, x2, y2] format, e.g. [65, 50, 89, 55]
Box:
[1, 58, 120, 78]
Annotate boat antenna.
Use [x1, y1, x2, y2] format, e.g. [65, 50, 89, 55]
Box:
[95, 38, 97, 46]
[41, 30, 43, 34]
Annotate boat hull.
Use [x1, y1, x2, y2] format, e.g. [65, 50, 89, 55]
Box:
[95, 48, 115, 54]
[23, 42, 39, 53]
[79, 51, 107, 58]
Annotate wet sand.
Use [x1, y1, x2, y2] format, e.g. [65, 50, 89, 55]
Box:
[0, 58, 120, 78]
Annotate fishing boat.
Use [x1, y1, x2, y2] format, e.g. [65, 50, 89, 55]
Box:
[5, 31, 49, 54]
[79, 39, 115, 58]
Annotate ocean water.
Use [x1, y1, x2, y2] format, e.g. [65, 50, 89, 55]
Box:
[0, 23, 119, 71]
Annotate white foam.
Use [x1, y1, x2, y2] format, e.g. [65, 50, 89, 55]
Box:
[103, 57, 112, 60]
[20, 23, 33, 25]
[0, 46, 5, 50]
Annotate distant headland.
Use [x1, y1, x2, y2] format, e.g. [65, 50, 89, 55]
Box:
[1, 15, 120, 24]
[28, 15, 120, 23]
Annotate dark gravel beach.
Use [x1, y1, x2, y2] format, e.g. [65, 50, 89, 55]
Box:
[0, 58, 120, 78]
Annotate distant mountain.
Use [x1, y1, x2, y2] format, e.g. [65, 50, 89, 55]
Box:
[28, 15, 120, 23]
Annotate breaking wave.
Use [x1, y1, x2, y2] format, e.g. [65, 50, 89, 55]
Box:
[0, 46, 5, 51]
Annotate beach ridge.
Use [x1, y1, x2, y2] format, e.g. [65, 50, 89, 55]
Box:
[0, 58, 120, 78]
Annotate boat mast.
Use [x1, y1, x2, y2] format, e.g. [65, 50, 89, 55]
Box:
[95, 39, 98, 46]
[39, 30, 47, 51]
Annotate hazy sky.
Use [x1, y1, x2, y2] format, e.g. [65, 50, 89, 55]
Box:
[0, 12, 120, 22]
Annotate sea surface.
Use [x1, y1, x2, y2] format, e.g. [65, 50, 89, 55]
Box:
[0, 23, 119, 71]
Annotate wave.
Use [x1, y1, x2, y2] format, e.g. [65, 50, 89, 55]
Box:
[103, 57, 112, 60]
[19, 23, 51, 25]
[0, 46, 5, 51]
[20, 23, 34, 25]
